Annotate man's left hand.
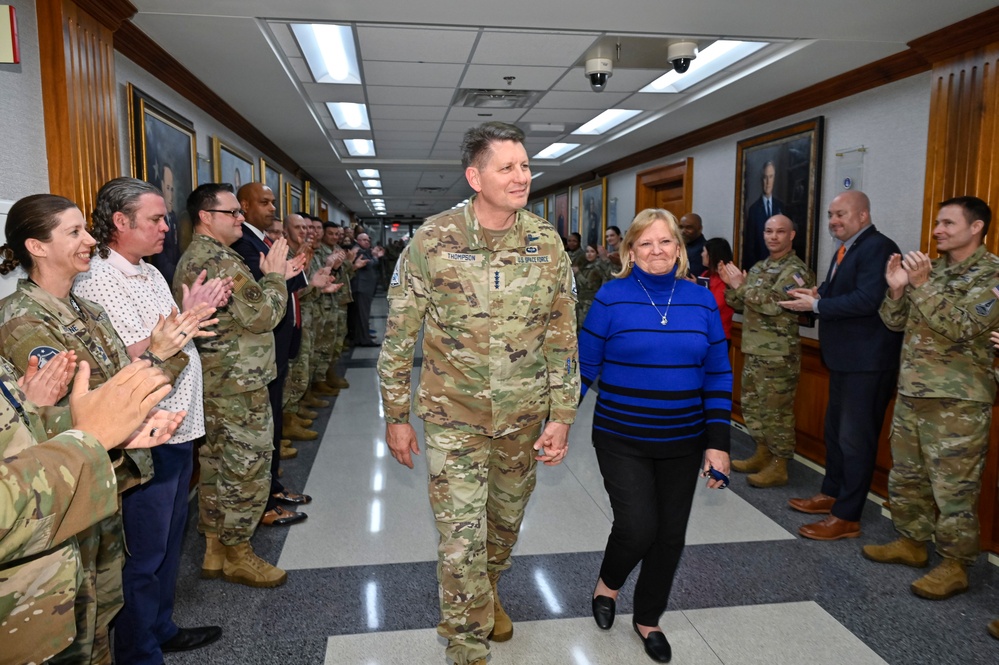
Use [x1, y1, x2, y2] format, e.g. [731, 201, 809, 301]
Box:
[779, 287, 819, 312]
[533, 422, 570, 466]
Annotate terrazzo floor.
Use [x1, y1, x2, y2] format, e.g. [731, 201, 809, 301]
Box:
[161, 298, 999, 665]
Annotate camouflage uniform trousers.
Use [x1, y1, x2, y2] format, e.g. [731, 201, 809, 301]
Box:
[283, 303, 314, 412]
[888, 395, 991, 564]
[424, 421, 543, 665]
[48, 516, 122, 665]
[740, 351, 800, 459]
[311, 300, 338, 383]
[332, 304, 349, 361]
[200, 388, 273, 545]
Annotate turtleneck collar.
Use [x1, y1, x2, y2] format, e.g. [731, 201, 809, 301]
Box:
[631, 264, 678, 291]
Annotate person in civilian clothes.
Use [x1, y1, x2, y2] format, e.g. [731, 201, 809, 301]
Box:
[581, 209, 732, 663]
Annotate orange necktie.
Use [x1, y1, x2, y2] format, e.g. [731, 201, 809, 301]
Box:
[836, 245, 846, 265]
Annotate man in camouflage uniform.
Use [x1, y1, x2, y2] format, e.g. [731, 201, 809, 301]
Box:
[721, 214, 814, 488]
[863, 196, 999, 600]
[0, 354, 177, 665]
[307, 217, 343, 396]
[326, 225, 355, 382]
[173, 183, 295, 587]
[377, 122, 578, 665]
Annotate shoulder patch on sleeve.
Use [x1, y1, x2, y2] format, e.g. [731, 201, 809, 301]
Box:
[28, 346, 61, 367]
[242, 284, 263, 303]
[231, 273, 249, 292]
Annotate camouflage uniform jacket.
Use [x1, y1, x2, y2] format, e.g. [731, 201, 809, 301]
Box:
[377, 197, 579, 437]
[0, 279, 153, 489]
[173, 233, 287, 398]
[0, 356, 117, 665]
[725, 252, 814, 356]
[879, 244, 999, 403]
[575, 258, 613, 302]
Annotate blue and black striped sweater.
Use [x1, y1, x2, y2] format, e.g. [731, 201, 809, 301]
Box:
[579, 265, 733, 458]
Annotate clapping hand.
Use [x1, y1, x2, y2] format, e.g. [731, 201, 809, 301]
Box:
[18, 350, 77, 406]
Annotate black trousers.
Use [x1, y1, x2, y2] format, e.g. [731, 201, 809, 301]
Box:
[596, 446, 702, 626]
[820, 369, 897, 522]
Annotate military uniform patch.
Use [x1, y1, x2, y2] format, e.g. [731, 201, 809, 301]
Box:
[27, 345, 60, 367]
[390, 267, 401, 287]
[444, 252, 478, 263]
[516, 255, 551, 264]
[243, 285, 263, 303]
[975, 299, 996, 317]
[525, 246, 539, 254]
[231, 273, 249, 292]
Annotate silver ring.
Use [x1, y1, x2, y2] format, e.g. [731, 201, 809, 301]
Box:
[150, 427, 160, 437]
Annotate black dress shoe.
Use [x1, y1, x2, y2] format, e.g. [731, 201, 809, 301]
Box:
[161, 625, 223, 653]
[260, 505, 308, 526]
[591, 595, 615, 630]
[633, 621, 671, 663]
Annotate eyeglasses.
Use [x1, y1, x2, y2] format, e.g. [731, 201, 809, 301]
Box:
[205, 208, 245, 218]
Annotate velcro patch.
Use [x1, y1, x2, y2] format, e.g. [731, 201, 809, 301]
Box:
[444, 252, 478, 263]
[517, 256, 551, 264]
[975, 298, 996, 317]
[231, 273, 249, 291]
[28, 346, 60, 367]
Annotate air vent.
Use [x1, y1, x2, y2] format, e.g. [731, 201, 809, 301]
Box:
[416, 186, 449, 194]
[452, 88, 542, 109]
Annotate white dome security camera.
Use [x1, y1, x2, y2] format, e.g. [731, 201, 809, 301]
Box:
[668, 41, 698, 74]
[585, 57, 613, 92]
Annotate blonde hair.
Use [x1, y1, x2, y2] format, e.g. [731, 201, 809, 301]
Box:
[615, 208, 689, 279]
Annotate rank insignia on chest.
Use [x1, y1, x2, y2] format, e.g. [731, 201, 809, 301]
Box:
[975, 298, 996, 317]
[491, 270, 505, 291]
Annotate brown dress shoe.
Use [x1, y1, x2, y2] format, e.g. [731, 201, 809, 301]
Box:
[788, 493, 836, 514]
[798, 515, 860, 541]
[260, 505, 307, 527]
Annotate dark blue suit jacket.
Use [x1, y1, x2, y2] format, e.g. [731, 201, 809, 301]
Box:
[743, 196, 785, 269]
[231, 224, 305, 368]
[816, 224, 903, 372]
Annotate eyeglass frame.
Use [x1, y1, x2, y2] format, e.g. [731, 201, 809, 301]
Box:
[204, 208, 246, 218]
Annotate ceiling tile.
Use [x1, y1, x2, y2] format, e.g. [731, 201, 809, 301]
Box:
[362, 61, 465, 88]
[533, 90, 631, 109]
[304, 83, 367, 103]
[369, 105, 449, 121]
[553, 67, 665, 93]
[357, 25, 479, 63]
[373, 118, 444, 132]
[445, 107, 525, 122]
[366, 85, 457, 106]
[460, 64, 567, 91]
[518, 108, 605, 123]
[471, 30, 600, 67]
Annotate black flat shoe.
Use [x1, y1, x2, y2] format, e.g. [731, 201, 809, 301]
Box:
[633, 621, 671, 663]
[591, 595, 615, 630]
[161, 625, 222, 652]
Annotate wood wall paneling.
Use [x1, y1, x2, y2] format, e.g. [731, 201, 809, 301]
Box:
[37, 0, 124, 219]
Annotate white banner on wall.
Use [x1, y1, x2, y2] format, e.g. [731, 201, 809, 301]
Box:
[834, 146, 866, 193]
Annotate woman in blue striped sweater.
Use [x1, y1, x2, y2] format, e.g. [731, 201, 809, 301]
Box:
[580, 209, 733, 663]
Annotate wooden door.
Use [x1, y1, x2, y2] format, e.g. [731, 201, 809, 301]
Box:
[635, 158, 693, 218]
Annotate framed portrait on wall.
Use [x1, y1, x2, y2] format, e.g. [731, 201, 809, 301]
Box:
[308, 183, 318, 216]
[287, 182, 302, 218]
[579, 179, 607, 250]
[551, 191, 569, 237]
[212, 136, 254, 189]
[260, 158, 284, 214]
[529, 198, 547, 221]
[127, 83, 196, 257]
[735, 117, 824, 273]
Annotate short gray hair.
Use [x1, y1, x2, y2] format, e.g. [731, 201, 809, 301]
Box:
[460, 122, 526, 169]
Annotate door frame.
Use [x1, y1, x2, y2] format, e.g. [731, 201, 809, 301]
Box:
[635, 157, 693, 216]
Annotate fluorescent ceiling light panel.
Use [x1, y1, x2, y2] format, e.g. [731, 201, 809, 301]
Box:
[367, 188, 383, 195]
[641, 40, 768, 93]
[345, 139, 375, 156]
[328, 102, 370, 130]
[534, 143, 579, 159]
[292, 23, 361, 85]
[357, 169, 380, 178]
[361, 179, 381, 188]
[572, 109, 641, 135]
[531, 172, 544, 180]
[377, 211, 387, 215]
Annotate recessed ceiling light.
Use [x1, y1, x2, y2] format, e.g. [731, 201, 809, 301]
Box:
[292, 23, 361, 85]
[367, 188, 383, 195]
[641, 40, 768, 93]
[361, 179, 381, 188]
[534, 143, 579, 159]
[328, 102, 370, 130]
[357, 169, 380, 178]
[377, 211, 387, 215]
[345, 139, 375, 156]
[572, 109, 642, 135]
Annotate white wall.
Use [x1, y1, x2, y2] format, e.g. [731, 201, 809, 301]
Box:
[607, 73, 930, 269]
[0, 0, 49, 202]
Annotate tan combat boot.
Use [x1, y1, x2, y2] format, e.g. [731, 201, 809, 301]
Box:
[280, 443, 298, 459]
[747, 457, 787, 488]
[327, 367, 349, 389]
[311, 380, 339, 396]
[301, 391, 330, 408]
[285, 411, 313, 427]
[283, 412, 318, 441]
[911, 558, 968, 600]
[731, 444, 772, 473]
[222, 542, 288, 588]
[488, 575, 513, 642]
[988, 618, 999, 640]
[861, 536, 928, 568]
[201, 534, 226, 579]
[298, 406, 319, 420]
